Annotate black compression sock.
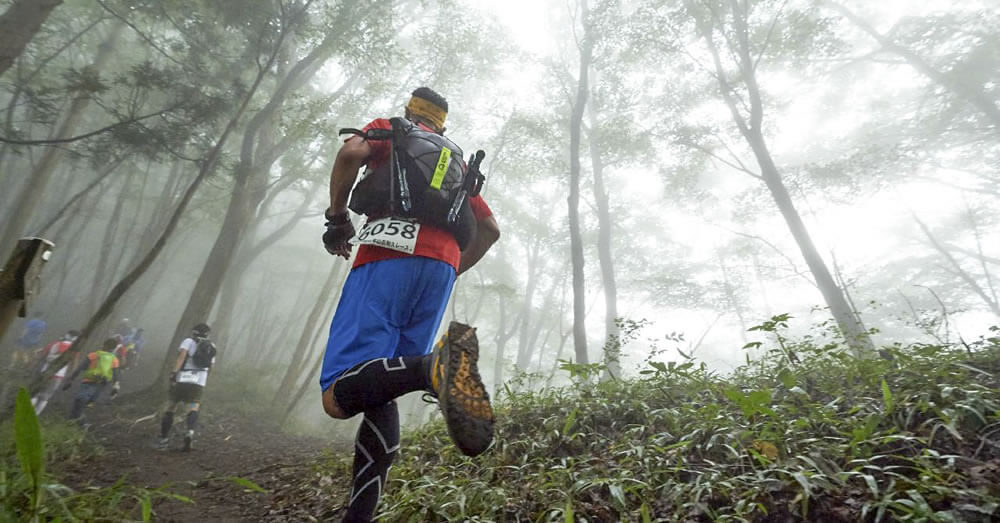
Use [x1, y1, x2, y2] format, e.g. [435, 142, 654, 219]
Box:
[332, 356, 430, 418]
[185, 410, 199, 431]
[343, 401, 399, 523]
[160, 411, 174, 438]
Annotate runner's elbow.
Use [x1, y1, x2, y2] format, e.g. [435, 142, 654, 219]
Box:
[479, 217, 500, 246]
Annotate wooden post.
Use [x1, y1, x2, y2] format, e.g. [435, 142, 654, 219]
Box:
[0, 237, 54, 409]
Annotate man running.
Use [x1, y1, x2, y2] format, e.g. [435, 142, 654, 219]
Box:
[124, 328, 146, 368]
[31, 329, 80, 414]
[12, 312, 47, 367]
[320, 87, 500, 521]
[158, 323, 216, 451]
[63, 338, 121, 426]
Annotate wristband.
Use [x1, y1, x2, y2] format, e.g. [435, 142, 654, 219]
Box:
[325, 209, 350, 225]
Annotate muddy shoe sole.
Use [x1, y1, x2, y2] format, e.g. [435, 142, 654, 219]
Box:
[438, 321, 494, 457]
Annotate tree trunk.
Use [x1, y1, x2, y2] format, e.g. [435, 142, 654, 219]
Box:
[241, 272, 311, 366]
[271, 265, 343, 404]
[161, 38, 341, 382]
[0, 0, 63, 78]
[567, 0, 593, 365]
[212, 189, 316, 346]
[515, 239, 544, 370]
[36, 156, 125, 236]
[106, 162, 151, 284]
[159, 166, 260, 381]
[544, 260, 572, 386]
[280, 288, 338, 424]
[753, 133, 874, 353]
[88, 168, 134, 309]
[533, 324, 555, 373]
[48, 190, 99, 318]
[0, 24, 122, 256]
[695, 2, 873, 354]
[718, 251, 749, 344]
[491, 291, 521, 396]
[281, 347, 324, 425]
[587, 110, 620, 379]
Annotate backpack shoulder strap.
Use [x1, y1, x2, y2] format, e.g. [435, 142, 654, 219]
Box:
[180, 338, 196, 370]
[338, 127, 393, 141]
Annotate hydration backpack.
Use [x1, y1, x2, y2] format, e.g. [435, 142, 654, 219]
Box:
[188, 338, 216, 369]
[342, 117, 485, 250]
[84, 351, 116, 383]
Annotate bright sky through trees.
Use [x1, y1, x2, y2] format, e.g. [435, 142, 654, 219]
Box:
[462, 0, 999, 367]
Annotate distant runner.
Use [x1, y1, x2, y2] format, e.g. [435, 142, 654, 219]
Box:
[31, 329, 81, 414]
[125, 328, 146, 368]
[12, 312, 47, 367]
[319, 87, 500, 521]
[158, 323, 216, 451]
[64, 338, 121, 426]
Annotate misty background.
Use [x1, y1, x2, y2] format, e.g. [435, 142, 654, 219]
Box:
[1, 0, 997, 435]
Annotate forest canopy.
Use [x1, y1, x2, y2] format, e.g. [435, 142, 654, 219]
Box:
[0, 0, 998, 520]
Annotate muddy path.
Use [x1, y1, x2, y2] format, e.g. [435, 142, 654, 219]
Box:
[55, 392, 351, 522]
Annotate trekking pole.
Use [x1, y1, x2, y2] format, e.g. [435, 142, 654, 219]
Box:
[447, 150, 485, 224]
[389, 118, 412, 213]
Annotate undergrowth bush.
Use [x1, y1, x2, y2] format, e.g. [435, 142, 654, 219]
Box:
[0, 389, 183, 522]
[368, 320, 1000, 522]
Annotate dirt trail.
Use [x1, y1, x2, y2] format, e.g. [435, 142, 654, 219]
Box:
[57, 394, 349, 521]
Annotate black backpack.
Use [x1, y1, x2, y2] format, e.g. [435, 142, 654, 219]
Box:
[342, 117, 485, 249]
[188, 338, 216, 369]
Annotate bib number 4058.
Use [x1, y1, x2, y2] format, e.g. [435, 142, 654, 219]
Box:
[351, 217, 420, 254]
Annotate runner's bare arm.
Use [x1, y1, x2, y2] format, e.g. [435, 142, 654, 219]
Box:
[457, 215, 500, 276]
[328, 137, 371, 214]
[172, 349, 187, 375]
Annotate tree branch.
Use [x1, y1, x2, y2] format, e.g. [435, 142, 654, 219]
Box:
[705, 220, 816, 287]
[0, 104, 182, 145]
[686, 140, 763, 179]
[96, 0, 185, 67]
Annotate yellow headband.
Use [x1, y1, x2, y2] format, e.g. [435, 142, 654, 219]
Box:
[407, 96, 447, 129]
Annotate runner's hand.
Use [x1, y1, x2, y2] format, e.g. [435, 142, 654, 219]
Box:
[169, 372, 177, 383]
[322, 210, 355, 259]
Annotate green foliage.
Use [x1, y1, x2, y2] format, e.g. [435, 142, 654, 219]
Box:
[0, 389, 180, 521]
[225, 476, 268, 494]
[14, 388, 43, 520]
[337, 323, 1000, 521]
[557, 359, 609, 383]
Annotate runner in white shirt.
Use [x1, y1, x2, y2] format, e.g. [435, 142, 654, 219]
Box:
[158, 323, 217, 451]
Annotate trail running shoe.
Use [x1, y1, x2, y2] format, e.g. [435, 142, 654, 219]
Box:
[183, 430, 194, 452]
[156, 437, 169, 451]
[429, 321, 494, 456]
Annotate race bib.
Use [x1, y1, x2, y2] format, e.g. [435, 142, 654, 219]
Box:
[176, 370, 202, 384]
[351, 217, 420, 254]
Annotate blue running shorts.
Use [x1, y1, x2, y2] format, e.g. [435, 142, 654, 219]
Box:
[320, 257, 456, 392]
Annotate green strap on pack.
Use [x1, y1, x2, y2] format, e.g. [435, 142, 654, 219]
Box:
[429, 146, 452, 190]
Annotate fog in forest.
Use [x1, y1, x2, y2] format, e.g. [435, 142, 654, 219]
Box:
[0, 0, 998, 520]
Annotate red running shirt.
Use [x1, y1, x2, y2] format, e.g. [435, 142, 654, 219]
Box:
[348, 118, 492, 271]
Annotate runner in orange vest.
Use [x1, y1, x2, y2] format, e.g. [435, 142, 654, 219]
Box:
[63, 338, 121, 426]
